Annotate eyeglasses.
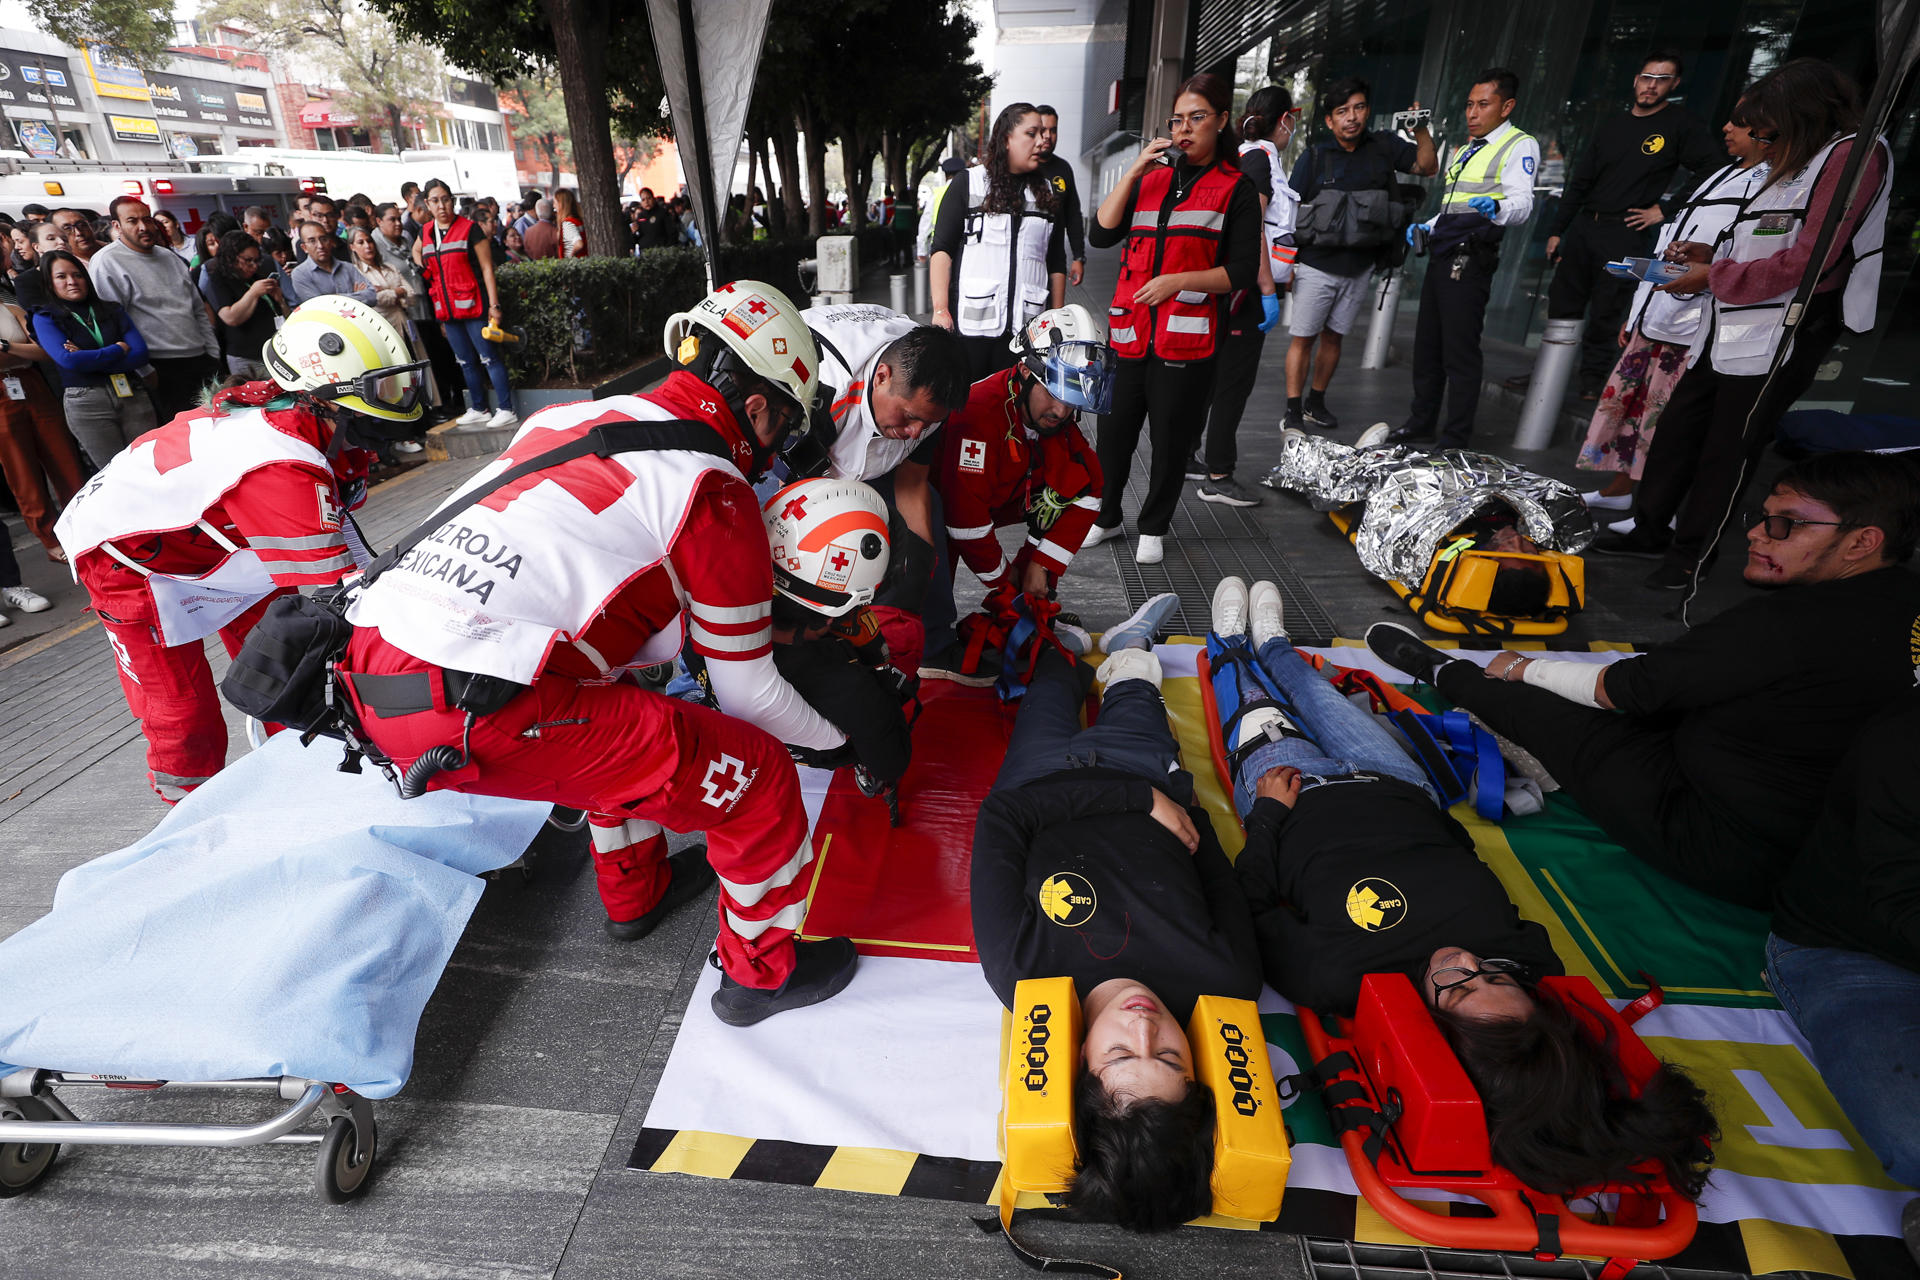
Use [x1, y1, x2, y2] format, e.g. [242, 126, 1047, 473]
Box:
[1166, 110, 1221, 133]
[1430, 958, 1530, 999]
[1636, 73, 1677, 84]
[1744, 509, 1856, 541]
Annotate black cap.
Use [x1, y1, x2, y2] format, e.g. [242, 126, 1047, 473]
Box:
[940, 157, 965, 175]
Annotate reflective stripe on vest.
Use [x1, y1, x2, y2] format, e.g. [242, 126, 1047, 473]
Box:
[1440, 129, 1532, 210]
[1107, 161, 1241, 361]
[421, 215, 484, 322]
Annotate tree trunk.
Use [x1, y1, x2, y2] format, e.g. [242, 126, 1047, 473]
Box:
[841, 125, 870, 231]
[547, 139, 561, 190]
[772, 124, 805, 240]
[753, 132, 782, 239]
[881, 129, 910, 210]
[798, 101, 828, 237]
[541, 0, 623, 258]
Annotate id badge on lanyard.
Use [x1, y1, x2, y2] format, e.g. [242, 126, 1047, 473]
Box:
[109, 373, 133, 398]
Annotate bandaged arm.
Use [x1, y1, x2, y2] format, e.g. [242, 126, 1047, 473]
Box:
[1518, 658, 1610, 709]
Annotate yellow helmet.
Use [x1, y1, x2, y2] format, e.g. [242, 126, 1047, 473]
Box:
[264, 295, 427, 423]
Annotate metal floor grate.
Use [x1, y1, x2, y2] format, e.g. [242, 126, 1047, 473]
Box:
[1105, 445, 1339, 646]
[1306, 1239, 1740, 1280]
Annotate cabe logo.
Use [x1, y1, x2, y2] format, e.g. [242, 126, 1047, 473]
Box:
[1023, 1003, 1053, 1091]
[1218, 1022, 1261, 1116]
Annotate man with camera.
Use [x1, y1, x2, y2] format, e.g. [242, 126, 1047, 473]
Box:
[1284, 77, 1438, 434]
[1390, 69, 1540, 448]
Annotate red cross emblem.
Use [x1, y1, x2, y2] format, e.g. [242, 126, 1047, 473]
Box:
[700, 754, 751, 808]
[480, 420, 632, 515]
[830, 550, 850, 572]
[747, 299, 769, 315]
[781, 494, 808, 521]
[132, 423, 196, 475]
[959, 438, 986, 473]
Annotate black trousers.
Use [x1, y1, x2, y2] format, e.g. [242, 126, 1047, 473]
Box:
[1097, 355, 1215, 536]
[1631, 290, 1844, 565]
[1199, 317, 1266, 476]
[1435, 662, 1781, 906]
[148, 353, 222, 425]
[415, 315, 465, 414]
[773, 638, 912, 784]
[1547, 216, 1653, 383]
[959, 332, 1017, 384]
[1405, 246, 1496, 446]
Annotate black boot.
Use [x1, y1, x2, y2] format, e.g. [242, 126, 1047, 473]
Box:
[605, 846, 717, 941]
[709, 936, 859, 1027]
[1365, 621, 1449, 685]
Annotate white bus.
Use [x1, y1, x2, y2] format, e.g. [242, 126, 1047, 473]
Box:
[191, 147, 521, 206]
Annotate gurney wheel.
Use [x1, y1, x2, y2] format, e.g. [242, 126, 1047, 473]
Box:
[0, 1096, 60, 1198]
[315, 1113, 377, 1203]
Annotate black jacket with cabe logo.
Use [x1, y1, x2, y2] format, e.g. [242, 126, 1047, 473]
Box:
[971, 766, 1262, 1020]
[1236, 776, 1560, 1017]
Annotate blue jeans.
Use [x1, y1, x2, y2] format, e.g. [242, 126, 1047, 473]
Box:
[1764, 933, 1920, 1189]
[1207, 634, 1436, 817]
[993, 650, 1192, 803]
[441, 318, 512, 412]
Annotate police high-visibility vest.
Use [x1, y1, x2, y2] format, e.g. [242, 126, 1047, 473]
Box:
[1707, 131, 1891, 376]
[1108, 160, 1242, 361]
[1239, 138, 1300, 283]
[1439, 128, 1533, 214]
[954, 166, 1055, 339]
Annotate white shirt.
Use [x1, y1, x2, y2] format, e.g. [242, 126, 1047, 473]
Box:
[1458, 120, 1541, 227]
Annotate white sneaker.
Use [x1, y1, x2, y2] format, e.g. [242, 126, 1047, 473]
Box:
[0, 585, 50, 613]
[1081, 521, 1122, 548]
[1210, 576, 1249, 639]
[455, 407, 489, 426]
[1607, 515, 1637, 535]
[1250, 581, 1286, 648]
[1581, 490, 1632, 512]
[0, 609, 11, 628]
[1134, 534, 1164, 565]
[1356, 422, 1392, 448]
[392, 439, 425, 455]
[487, 407, 519, 429]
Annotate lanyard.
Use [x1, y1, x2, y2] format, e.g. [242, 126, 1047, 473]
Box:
[72, 305, 105, 347]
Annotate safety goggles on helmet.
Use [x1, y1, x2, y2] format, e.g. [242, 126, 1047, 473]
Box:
[1024, 339, 1118, 415]
[310, 361, 430, 416]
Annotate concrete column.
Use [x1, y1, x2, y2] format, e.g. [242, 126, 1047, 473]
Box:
[1141, 0, 1193, 134]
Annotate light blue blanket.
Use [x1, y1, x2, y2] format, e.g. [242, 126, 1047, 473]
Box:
[0, 734, 550, 1099]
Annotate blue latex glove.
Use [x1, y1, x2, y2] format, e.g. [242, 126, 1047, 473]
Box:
[1405, 221, 1430, 247]
[1467, 195, 1498, 218]
[1258, 291, 1282, 333]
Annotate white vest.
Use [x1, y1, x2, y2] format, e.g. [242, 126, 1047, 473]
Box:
[1629, 160, 1771, 345]
[805, 303, 927, 481]
[345, 395, 744, 683]
[1706, 132, 1891, 375]
[954, 165, 1053, 339]
[56, 406, 329, 562]
[1239, 139, 1301, 282]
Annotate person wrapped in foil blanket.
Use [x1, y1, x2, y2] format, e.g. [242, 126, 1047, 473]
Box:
[1266, 432, 1594, 592]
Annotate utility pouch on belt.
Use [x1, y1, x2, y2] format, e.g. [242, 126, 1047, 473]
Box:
[221, 418, 732, 742]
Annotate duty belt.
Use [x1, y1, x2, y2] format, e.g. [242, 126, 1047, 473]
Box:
[348, 669, 524, 718]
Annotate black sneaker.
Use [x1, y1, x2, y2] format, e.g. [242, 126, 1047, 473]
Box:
[1183, 453, 1208, 481]
[918, 638, 1001, 687]
[606, 846, 717, 941]
[1302, 401, 1340, 432]
[1642, 560, 1696, 591]
[1197, 474, 1263, 507]
[710, 936, 859, 1027]
[1590, 529, 1669, 560]
[1283, 407, 1304, 432]
[1385, 424, 1437, 445]
[1364, 621, 1448, 685]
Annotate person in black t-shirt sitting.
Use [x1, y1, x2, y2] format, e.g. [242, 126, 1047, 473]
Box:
[1370, 450, 1920, 909]
[1210, 577, 1717, 1203]
[971, 593, 1259, 1232]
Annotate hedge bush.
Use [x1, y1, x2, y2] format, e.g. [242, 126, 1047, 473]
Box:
[495, 227, 908, 389]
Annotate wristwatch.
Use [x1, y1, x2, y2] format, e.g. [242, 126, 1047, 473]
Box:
[1, 339, 13, 354]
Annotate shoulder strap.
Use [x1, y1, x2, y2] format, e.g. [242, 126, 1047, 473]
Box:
[358, 419, 730, 591]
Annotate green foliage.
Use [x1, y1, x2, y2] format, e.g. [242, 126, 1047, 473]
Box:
[495, 228, 905, 388]
[25, 0, 173, 70]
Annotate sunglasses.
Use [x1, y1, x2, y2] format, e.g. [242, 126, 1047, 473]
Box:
[1744, 509, 1855, 541]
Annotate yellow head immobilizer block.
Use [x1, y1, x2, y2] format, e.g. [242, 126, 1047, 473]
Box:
[999, 978, 1292, 1222]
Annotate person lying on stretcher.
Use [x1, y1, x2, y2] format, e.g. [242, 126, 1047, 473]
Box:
[968, 590, 1246, 1233]
[1440, 507, 1554, 615]
[1208, 577, 1719, 1202]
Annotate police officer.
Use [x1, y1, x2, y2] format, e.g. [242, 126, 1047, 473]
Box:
[1390, 69, 1540, 448]
[1542, 50, 1719, 400]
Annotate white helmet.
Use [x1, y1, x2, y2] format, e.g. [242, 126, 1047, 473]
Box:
[664, 279, 820, 414]
[1012, 303, 1117, 415]
[763, 477, 891, 618]
[263, 295, 427, 424]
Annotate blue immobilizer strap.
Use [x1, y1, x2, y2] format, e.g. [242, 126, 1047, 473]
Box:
[995, 613, 1038, 701]
[1439, 710, 1506, 821]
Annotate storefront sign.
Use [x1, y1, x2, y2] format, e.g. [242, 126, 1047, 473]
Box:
[84, 43, 149, 101]
[14, 119, 57, 157]
[145, 71, 276, 129]
[0, 51, 81, 110]
[108, 113, 163, 143]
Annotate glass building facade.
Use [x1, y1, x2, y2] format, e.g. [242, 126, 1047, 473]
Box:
[1114, 0, 1918, 414]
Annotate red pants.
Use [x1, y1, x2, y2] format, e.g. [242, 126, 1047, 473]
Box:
[344, 630, 812, 989]
[79, 555, 284, 803]
[0, 379, 83, 553]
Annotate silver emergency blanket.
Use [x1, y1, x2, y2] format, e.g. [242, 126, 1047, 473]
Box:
[1268, 433, 1594, 587]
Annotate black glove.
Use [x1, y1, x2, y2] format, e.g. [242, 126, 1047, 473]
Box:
[788, 741, 859, 771]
